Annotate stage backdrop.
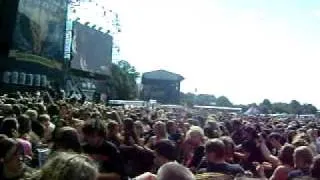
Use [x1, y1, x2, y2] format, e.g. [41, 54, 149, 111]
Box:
[71, 22, 113, 76]
[9, 0, 67, 70]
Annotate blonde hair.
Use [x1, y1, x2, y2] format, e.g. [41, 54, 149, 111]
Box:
[31, 152, 98, 180]
[154, 121, 167, 138]
[186, 126, 204, 140]
[25, 110, 38, 121]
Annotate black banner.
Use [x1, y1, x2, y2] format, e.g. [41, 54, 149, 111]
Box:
[71, 22, 113, 75]
[10, 0, 67, 66]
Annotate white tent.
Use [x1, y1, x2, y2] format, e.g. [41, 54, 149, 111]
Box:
[244, 106, 260, 115]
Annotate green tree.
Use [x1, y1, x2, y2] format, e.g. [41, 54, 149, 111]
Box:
[289, 100, 302, 114]
[195, 94, 216, 105]
[109, 60, 140, 100]
[301, 104, 318, 114]
[259, 99, 272, 114]
[272, 103, 290, 114]
[216, 96, 233, 107]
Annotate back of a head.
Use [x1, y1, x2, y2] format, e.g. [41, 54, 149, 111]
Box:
[1, 104, 14, 117]
[186, 126, 204, 139]
[47, 104, 60, 117]
[25, 109, 38, 121]
[82, 119, 106, 137]
[53, 127, 81, 153]
[154, 139, 177, 161]
[205, 139, 226, 159]
[0, 118, 18, 138]
[279, 144, 295, 167]
[157, 162, 195, 180]
[294, 146, 313, 167]
[33, 152, 98, 180]
[311, 155, 320, 179]
[17, 114, 31, 135]
[0, 137, 18, 159]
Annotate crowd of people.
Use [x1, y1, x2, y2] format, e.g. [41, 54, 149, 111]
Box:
[1, 91, 320, 180]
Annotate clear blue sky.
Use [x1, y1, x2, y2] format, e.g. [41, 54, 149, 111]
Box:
[101, 0, 320, 106]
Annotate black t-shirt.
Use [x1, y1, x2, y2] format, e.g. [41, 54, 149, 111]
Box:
[189, 146, 205, 168]
[83, 140, 126, 177]
[169, 133, 182, 143]
[207, 162, 244, 176]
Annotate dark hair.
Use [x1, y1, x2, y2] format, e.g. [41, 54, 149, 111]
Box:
[268, 132, 285, 145]
[17, 114, 31, 135]
[47, 104, 60, 117]
[123, 118, 139, 145]
[72, 110, 80, 119]
[311, 155, 320, 179]
[287, 130, 297, 144]
[107, 121, 119, 134]
[0, 118, 18, 138]
[205, 139, 225, 158]
[279, 144, 294, 167]
[0, 137, 18, 159]
[52, 127, 82, 153]
[35, 103, 46, 115]
[204, 126, 215, 139]
[32, 120, 45, 138]
[82, 119, 106, 137]
[12, 104, 21, 116]
[154, 140, 177, 161]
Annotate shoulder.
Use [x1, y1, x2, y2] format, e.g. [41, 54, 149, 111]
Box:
[288, 169, 304, 179]
[102, 140, 120, 152]
[17, 138, 32, 146]
[228, 163, 244, 173]
[275, 165, 291, 172]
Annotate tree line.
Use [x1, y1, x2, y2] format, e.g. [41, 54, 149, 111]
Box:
[180, 93, 318, 114]
[106, 61, 318, 115]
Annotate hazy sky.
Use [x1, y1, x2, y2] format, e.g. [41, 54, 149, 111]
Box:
[102, 0, 320, 106]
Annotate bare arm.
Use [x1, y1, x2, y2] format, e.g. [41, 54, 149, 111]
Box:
[260, 142, 280, 167]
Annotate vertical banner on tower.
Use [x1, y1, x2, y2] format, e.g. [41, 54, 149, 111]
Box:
[64, 3, 73, 60]
[10, 0, 67, 69]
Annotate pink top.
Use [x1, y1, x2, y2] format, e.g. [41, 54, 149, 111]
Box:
[17, 138, 32, 157]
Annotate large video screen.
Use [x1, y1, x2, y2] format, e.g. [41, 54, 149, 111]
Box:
[71, 22, 113, 75]
[11, 0, 67, 65]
